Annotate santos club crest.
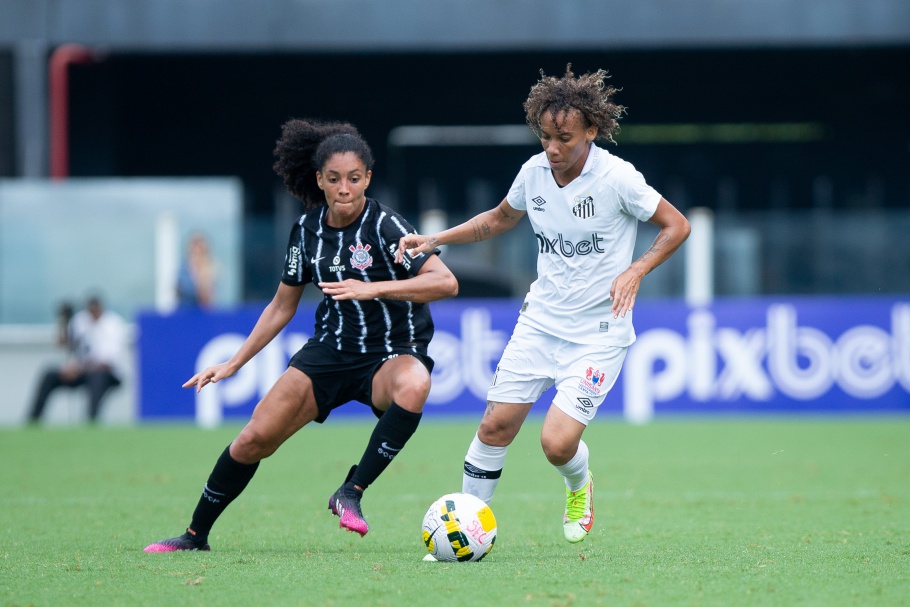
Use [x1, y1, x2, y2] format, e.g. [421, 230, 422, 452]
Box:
[349, 242, 373, 270]
[572, 195, 595, 218]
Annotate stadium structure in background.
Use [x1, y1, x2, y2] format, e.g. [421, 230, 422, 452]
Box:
[1, 1, 908, 427]
[0, 0, 908, 300]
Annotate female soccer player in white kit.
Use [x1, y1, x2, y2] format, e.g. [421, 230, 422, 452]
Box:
[397, 65, 690, 543]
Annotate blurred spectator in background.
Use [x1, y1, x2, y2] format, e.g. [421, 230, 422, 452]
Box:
[55, 300, 75, 351]
[27, 294, 127, 424]
[176, 232, 217, 308]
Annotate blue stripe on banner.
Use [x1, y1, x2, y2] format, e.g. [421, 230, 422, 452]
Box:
[136, 296, 910, 425]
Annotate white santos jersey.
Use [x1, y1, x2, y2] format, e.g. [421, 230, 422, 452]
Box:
[507, 143, 661, 346]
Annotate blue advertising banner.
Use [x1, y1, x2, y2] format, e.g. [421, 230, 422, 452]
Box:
[137, 297, 910, 425]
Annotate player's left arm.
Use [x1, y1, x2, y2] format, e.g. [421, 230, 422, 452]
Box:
[610, 198, 691, 318]
[319, 254, 459, 303]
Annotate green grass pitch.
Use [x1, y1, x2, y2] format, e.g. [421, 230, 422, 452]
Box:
[2, 417, 908, 606]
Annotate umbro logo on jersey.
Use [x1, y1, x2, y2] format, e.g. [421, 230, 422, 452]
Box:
[573, 195, 595, 218]
[531, 196, 547, 212]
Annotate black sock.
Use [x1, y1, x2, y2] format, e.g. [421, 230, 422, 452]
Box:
[350, 403, 422, 492]
[187, 445, 259, 542]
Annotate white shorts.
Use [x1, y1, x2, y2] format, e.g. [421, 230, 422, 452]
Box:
[486, 322, 628, 425]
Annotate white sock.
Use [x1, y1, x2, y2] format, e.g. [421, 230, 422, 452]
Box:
[555, 439, 589, 492]
[462, 433, 507, 504]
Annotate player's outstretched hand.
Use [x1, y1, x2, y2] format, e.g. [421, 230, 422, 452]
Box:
[395, 234, 437, 264]
[183, 362, 235, 393]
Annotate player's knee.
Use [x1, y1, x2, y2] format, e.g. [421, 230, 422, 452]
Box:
[540, 435, 575, 466]
[477, 417, 517, 447]
[232, 426, 277, 462]
[397, 378, 431, 404]
[388, 371, 431, 411]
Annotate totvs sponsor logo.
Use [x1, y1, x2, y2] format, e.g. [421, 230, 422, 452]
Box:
[624, 303, 910, 423]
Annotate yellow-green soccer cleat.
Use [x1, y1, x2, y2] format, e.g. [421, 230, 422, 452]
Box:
[563, 470, 594, 543]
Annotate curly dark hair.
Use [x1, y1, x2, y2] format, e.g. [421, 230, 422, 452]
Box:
[523, 64, 626, 144]
[272, 118, 375, 210]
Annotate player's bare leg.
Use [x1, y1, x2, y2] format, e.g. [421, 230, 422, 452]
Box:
[541, 405, 593, 543]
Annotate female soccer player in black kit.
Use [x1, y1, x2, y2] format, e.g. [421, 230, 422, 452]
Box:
[145, 119, 458, 551]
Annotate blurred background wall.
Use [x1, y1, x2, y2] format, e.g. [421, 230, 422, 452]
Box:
[0, 0, 908, 424]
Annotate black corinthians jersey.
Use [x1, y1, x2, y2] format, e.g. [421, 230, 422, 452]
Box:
[281, 198, 439, 354]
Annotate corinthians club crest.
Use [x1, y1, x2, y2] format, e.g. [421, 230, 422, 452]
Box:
[349, 242, 373, 270]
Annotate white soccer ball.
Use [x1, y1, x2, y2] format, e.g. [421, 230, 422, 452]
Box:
[421, 492, 497, 562]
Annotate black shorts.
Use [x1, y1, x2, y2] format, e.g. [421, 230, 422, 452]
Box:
[287, 340, 434, 423]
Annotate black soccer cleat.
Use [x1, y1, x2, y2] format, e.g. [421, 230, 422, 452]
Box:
[144, 531, 210, 552]
[328, 465, 369, 537]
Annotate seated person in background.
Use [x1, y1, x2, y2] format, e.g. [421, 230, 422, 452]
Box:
[28, 295, 127, 424]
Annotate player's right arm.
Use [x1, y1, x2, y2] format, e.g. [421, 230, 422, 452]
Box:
[395, 198, 525, 263]
[183, 282, 305, 392]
